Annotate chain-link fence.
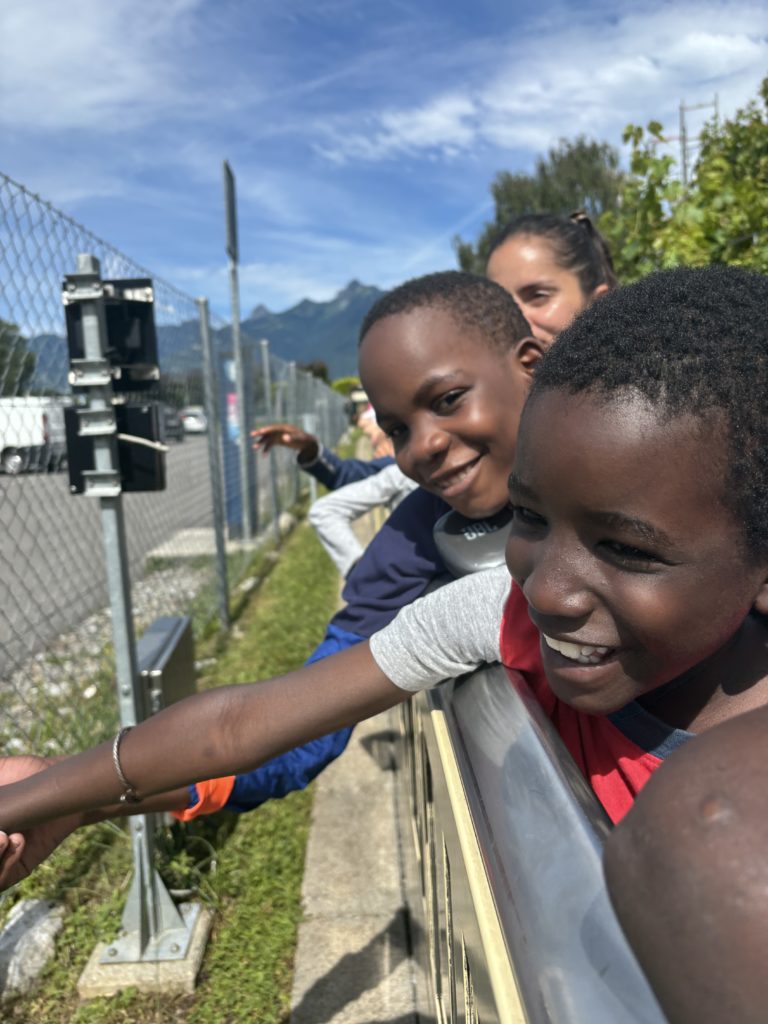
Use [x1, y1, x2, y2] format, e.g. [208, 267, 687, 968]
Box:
[0, 171, 348, 761]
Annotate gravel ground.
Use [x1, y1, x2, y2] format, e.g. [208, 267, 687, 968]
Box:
[1, 563, 211, 753]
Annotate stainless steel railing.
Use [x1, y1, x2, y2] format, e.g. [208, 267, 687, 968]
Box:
[396, 664, 667, 1023]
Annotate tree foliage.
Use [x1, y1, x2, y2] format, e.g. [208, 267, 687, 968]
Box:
[600, 77, 768, 281]
[0, 319, 35, 396]
[330, 375, 361, 397]
[455, 136, 624, 272]
[297, 359, 330, 384]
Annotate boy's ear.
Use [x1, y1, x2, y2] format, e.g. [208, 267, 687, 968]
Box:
[752, 577, 768, 616]
[510, 335, 547, 378]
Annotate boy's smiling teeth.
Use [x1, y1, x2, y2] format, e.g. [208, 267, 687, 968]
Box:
[543, 634, 613, 665]
[432, 456, 481, 491]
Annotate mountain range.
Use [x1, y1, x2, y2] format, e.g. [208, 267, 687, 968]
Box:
[26, 280, 386, 394]
[238, 279, 385, 378]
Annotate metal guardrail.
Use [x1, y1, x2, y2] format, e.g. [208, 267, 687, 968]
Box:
[398, 665, 667, 1024]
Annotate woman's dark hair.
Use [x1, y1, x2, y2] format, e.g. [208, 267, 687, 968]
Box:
[531, 265, 768, 559]
[488, 211, 618, 294]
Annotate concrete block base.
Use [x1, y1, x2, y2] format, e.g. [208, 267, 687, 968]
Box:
[77, 906, 214, 1000]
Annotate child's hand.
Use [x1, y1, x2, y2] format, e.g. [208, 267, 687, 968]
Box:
[0, 755, 82, 890]
[251, 424, 319, 461]
[373, 436, 394, 459]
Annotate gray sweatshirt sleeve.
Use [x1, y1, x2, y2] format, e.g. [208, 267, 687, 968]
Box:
[308, 464, 418, 576]
[369, 566, 510, 692]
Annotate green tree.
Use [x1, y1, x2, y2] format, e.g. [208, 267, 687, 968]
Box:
[331, 375, 361, 397]
[455, 136, 623, 272]
[298, 359, 330, 384]
[600, 77, 768, 281]
[0, 319, 35, 396]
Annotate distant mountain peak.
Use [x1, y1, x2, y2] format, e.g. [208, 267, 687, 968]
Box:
[340, 278, 363, 293]
[338, 279, 377, 297]
[330, 279, 380, 314]
[245, 280, 386, 376]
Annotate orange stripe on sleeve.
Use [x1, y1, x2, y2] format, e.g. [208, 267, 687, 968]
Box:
[171, 776, 236, 821]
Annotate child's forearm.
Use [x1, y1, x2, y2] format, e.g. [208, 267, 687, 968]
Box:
[0, 642, 404, 833]
[81, 788, 192, 825]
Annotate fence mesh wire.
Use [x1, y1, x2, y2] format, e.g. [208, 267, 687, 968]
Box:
[0, 171, 348, 758]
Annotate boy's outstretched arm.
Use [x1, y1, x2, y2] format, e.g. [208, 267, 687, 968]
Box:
[251, 423, 393, 490]
[178, 489, 449, 819]
[0, 567, 507, 888]
[0, 755, 192, 889]
[0, 642, 404, 854]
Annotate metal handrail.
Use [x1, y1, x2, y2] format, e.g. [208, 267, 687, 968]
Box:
[409, 664, 667, 1023]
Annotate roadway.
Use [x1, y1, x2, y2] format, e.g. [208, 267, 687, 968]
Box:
[0, 436, 215, 677]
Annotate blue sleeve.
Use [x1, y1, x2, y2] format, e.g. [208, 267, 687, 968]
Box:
[299, 445, 394, 490]
[222, 623, 364, 812]
[332, 487, 452, 637]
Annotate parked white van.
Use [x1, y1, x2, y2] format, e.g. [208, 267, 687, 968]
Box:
[0, 397, 67, 474]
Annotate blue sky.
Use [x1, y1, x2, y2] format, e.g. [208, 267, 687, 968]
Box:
[2, 0, 766, 320]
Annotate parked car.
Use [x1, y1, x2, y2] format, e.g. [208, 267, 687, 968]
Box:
[161, 405, 185, 443]
[0, 396, 68, 474]
[180, 405, 208, 434]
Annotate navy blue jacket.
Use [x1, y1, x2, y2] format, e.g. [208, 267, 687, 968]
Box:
[300, 444, 394, 490]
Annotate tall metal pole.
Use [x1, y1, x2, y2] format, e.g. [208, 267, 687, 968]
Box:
[197, 297, 230, 630]
[679, 99, 688, 187]
[63, 255, 194, 965]
[677, 96, 717, 187]
[223, 161, 253, 540]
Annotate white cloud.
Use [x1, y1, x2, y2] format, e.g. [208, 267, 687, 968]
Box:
[1, 0, 203, 130]
[316, 2, 768, 165]
[318, 94, 478, 163]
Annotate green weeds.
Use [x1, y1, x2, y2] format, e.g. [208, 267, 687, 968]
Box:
[5, 518, 340, 1023]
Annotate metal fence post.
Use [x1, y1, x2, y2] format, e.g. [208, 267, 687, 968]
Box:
[287, 361, 300, 504]
[63, 254, 202, 968]
[317, 394, 330, 450]
[197, 297, 230, 630]
[259, 338, 282, 540]
[300, 412, 319, 506]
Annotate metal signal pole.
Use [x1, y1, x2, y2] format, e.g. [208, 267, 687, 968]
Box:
[223, 160, 254, 539]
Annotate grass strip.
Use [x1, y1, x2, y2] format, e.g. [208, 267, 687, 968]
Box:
[5, 519, 340, 1024]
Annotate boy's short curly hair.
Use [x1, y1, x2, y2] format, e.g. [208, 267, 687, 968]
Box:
[359, 270, 531, 352]
[531, 265, 768, 559]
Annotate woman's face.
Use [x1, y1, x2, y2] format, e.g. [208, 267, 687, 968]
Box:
[487, 234, 608, 345]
